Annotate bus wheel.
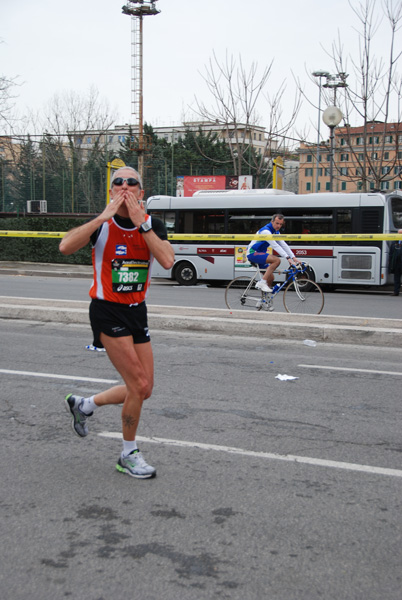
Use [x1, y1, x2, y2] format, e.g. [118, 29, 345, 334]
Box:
[174, 261, 197, 286]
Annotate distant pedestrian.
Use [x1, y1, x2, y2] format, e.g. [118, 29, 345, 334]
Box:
[389, 229, 402, 296]
[60, 166, 174, 479]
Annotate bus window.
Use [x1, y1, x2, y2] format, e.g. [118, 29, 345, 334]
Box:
[227, 210, 272, 234]
[336, 209, 353, 233]
[164, 211, 176, 233]
[192, 210, 225, 234]
[391, 197, 402, 229]
[149, 210, 176, 232]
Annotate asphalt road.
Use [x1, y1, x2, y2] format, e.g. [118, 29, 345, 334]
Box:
[1, 274, 401, 319]
[1, 318, 402, 600]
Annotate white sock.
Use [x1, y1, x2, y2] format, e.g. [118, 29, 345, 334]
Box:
[122, 440, 138, 458]
[80, 396, 97, 415]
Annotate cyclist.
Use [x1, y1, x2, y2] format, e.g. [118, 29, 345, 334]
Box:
[247, 213, 301, 292]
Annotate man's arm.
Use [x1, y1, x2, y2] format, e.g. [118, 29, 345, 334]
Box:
[139, 230, 175, 270]
[59, 197, 125, 255]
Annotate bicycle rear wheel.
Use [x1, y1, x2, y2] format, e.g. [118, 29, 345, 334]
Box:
[225, 276, 263, 311]
[283, 279, 324, 314]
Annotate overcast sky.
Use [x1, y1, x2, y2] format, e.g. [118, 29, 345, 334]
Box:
[1, 0, 399, 141]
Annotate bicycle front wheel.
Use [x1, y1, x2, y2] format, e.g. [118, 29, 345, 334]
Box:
[225, 276, 263, 311]
[283, 279, 324, 315]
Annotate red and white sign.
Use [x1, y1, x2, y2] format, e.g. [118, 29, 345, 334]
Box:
[176, 175, 252, 197]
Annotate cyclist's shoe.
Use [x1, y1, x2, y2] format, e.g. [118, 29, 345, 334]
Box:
[64, 394, 92, 437]
[255, 280, 273, 293]
[116, 450, 156, 479]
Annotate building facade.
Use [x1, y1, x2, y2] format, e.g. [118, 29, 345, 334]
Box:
[298, 122, 402, 194]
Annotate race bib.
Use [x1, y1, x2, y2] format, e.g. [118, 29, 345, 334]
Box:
[111, 259, 149, 293]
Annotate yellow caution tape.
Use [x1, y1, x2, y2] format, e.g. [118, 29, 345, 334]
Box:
[0, 231, 65, 238]
[1, 231, 401, 241]
[168, 233, 402, 241]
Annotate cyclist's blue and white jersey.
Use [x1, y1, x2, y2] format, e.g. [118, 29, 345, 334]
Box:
[247, 222, 295, 260]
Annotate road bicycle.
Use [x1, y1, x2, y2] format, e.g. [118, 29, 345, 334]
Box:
[225, 262, 325, 314]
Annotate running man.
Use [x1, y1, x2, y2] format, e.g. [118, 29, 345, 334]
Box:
[60, 166, 174, 479]
[247, 214, 300, 292]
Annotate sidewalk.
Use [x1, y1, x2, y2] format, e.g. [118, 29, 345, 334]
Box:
[0, 261, 93, 278]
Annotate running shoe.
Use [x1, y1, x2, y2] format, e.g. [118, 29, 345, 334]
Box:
[255, 280, 273, 293]
[116, 449, 156, 479]
[64, 394, 92, 437]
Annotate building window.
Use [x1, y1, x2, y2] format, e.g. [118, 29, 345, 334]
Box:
[118, 135, 126, 142]
[370, 182, 375, 190]
[384, 152, 389, 159]
[325, 168, 330, 176]
[305, 168, 313, 176]
[317, 182, 321, 191]
[382, 166, 391, 174]
[259, 134, 262, 141]
[108, 136, 113, 143]
[340, 153, 349, 161]
[340, 167, 348, 175]
[340, 138, 345, 146]
[394, 181, 402, 189]
[86, 137, 92, 144]
[326, 182, 331, 190]
[356, 168, 363, 175]
[341, 182, 347, 190]
[306, 154, 312, 163]
[394, 166, 402, 175]
[306, 182, 311, 191]
[356, 137, 364, 145]
[357, 181, 363, 190]
[326, 154, 331, 162]
[371, 152, 378, 160]
[358, 153, 364, 160]
[398, 152, 402, 159]
[369, 136, 380, 144]
[318, 168, 323, 176]
[380, 181, 390, 190]
[384, 135, 393, 143]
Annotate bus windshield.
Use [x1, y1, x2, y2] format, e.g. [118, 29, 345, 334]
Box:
[391, 197, 402, 229]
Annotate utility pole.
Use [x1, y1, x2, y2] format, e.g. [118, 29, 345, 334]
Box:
[122, 1, 160, 182]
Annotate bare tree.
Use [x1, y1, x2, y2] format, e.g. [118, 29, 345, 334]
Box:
[309, 0, 402, 192]
[194, 52, 300, 185]
[0, 39, 20, 133]
[40, 85, 116, 137]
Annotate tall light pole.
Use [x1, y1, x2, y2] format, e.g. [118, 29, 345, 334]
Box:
[323, 72, 348, 106]
[323, 106, 343, 192]
[122, 1, 160, 183]
[312, 71, 330, 193]
[321, 72, 348, 193]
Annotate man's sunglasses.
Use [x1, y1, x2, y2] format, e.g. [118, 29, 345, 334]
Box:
[112, 177, 140, 187]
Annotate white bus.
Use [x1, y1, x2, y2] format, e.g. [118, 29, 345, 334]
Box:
[146, 189, 402, 287]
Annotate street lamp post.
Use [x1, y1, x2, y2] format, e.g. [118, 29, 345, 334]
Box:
[312, 71, 330, 193]
[323, 106, 343, 192]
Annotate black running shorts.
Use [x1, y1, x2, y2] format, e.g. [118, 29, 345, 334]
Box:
[89, 299, 150, 347]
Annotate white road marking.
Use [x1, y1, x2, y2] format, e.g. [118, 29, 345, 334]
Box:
[98, 432, 402, 478]
[298, 364, 402, 377]
[0, 369, 118, 384]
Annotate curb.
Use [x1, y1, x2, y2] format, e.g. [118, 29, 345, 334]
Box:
[1, 297, 401, 347]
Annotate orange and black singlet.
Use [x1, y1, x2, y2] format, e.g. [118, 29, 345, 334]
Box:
[89, 214, 168, 305]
